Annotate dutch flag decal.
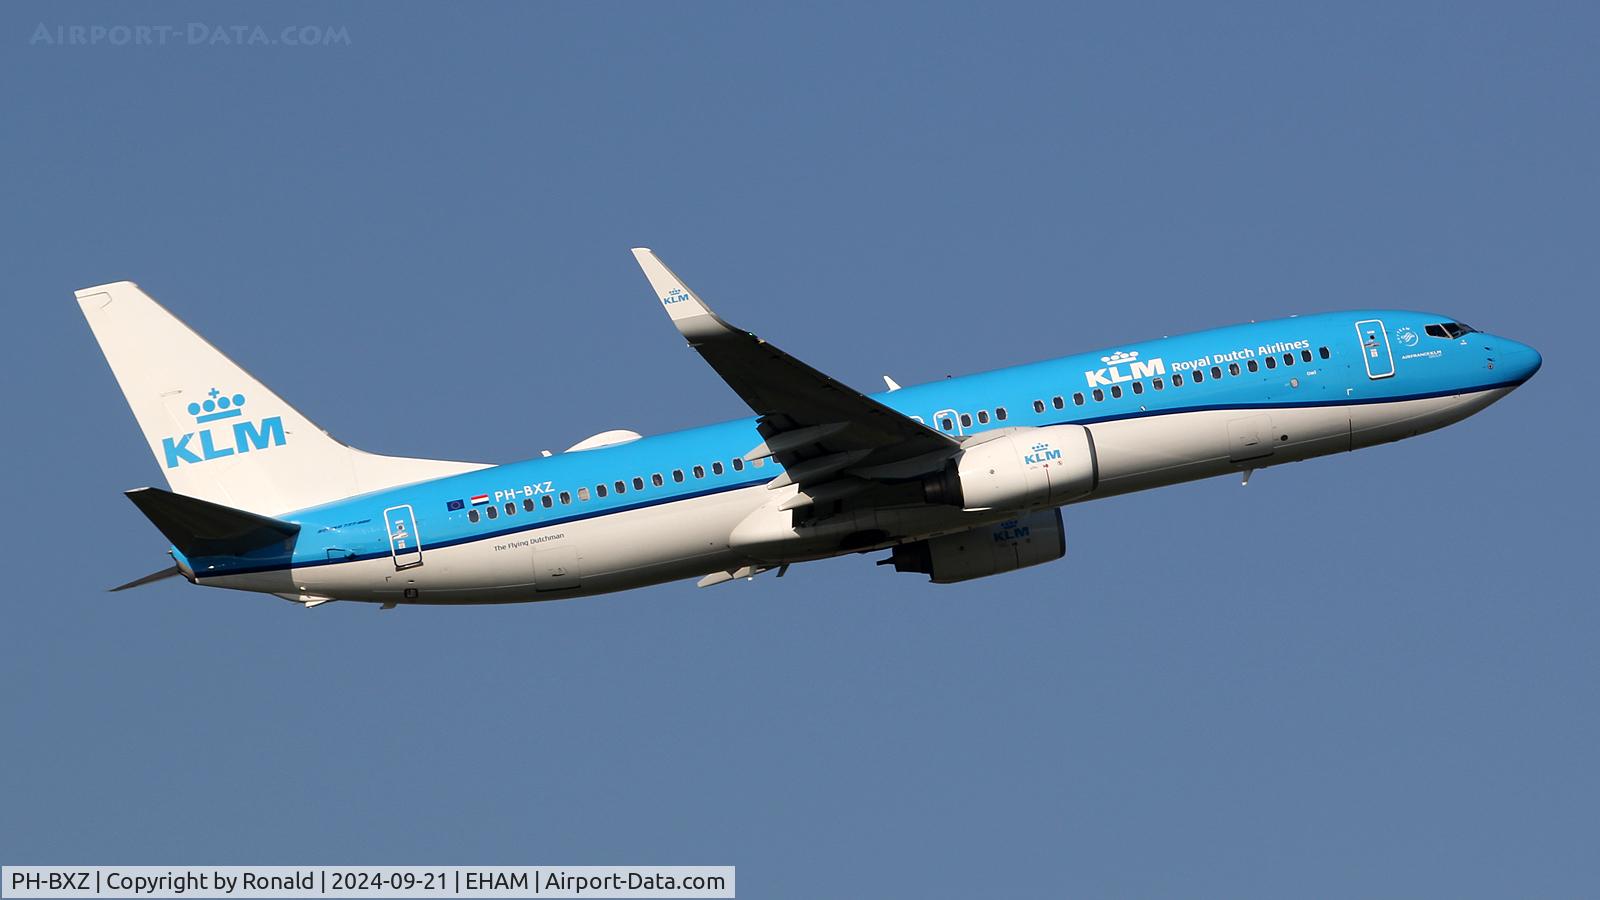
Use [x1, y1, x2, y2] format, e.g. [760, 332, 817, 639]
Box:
[471, 494, 490, 506]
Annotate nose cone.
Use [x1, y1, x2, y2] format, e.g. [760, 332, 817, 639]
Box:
[1501, 338, 1542, 384]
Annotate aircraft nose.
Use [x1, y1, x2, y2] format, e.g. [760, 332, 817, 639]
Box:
[1498, 338, 1542, 384]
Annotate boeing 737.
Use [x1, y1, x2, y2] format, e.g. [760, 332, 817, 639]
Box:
[79, 250, 1541, 607]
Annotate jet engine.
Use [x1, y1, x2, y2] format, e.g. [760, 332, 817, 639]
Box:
[923, 424, 1098, 511]
[881, 508, 1066, 583]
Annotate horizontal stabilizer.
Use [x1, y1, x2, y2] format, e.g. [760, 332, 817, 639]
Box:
[110, 565, 184, 592]
[125, 486, 300, 560]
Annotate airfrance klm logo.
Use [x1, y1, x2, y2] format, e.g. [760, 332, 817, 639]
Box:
[161, 388, 286, 468]
[1023, 441, 1061, 466]
[1085, 350, 1166, 387]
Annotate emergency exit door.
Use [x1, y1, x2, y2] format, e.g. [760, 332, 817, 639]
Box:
[383, 504, 423, 570]
[1355, 319, 1395, 379]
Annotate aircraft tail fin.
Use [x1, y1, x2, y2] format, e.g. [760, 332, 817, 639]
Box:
[77, 281, 489, 515]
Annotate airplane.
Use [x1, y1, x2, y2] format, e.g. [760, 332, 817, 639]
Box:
[78, 250, 1542, 608]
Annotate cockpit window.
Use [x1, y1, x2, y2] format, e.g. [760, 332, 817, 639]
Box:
[1426, 322, 1477, 339]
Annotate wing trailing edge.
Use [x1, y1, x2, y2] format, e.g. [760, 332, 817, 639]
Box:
[629, 249, 958, 508]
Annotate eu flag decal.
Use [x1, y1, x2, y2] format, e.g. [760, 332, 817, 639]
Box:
[446, 499, 465, 511]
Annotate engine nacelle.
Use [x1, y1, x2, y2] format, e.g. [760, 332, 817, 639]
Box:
[924, 424, 1097, 511]
[883, 508, 1066, 583]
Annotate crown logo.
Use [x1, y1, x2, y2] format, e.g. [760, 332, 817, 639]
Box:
[188, 388, 247, 424]
[1101, 350, 1139, 365]
[1031, 442, 1050, 453]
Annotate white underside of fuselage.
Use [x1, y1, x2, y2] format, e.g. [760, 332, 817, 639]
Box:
[197, 387, 1514, 606]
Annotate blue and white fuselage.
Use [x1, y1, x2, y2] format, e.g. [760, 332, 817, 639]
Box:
[78, 255, 1540, 607]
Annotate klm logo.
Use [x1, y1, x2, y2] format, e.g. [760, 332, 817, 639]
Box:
[662, 288, 691, 305]
[1085, 349, 1165, 387]
[993, 519, 1032, 542]
[161, 388, 286, 468]
[1023, 441, 1062, 466]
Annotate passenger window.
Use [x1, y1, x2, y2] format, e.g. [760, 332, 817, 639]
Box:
[712, 461, 724, 475]
[1033, 399, 1045, 413]
[672, 469, 684, 483]
[1193, 369, 1204, 383]
[1073, 393, 1085, 406]
[1229, 362, 1240, 376]
[504, 502, 515, 516]
[1301, 349, 1312, 363]
[1053, 396, 1065, 409]
[468, 509, 480, 523]
[996, 407, 1007, 421]
[1319, 346, 1330, 359]
[652, 473, 664, 487]
[486, 505, 498, 520]
[976, 410, 989, 425]
[596, 484, 607, 498]
[960, 413, 972, 428]
[1172, 373, 1184, 386]
[1283, 353, 1294, 366]
[1132, 381, 1144, 395]
[615, 481, 626, 494]
[1110, 385, 1122, 399]
[732, 458, 745, 472]
[1265, 356, 1276, 369]
[559, 491, 572, 504]
[541, 495, 553, 509]
[1247, 359, 1259, 372]
[940, 416, 954, 431]
[523, 498, 535, 512]
[633, 476, 645, 490]
[693, 465, 705, 478]
[1211, 366, 1222, 380]
[1153, 377, 1164, 390]
[577, 487, 590, 501]
[1092, 388, 1104, 402]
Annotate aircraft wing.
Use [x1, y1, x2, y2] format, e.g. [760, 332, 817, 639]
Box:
[632, 249, 957, 504]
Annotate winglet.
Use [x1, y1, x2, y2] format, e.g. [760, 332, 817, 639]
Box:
[631, 248, 737, 342]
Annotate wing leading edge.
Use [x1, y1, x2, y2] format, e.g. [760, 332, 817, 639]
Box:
[630, 249, 957, 507]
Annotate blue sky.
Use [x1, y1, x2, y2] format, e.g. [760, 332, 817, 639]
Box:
[3, 2, 1597, 896]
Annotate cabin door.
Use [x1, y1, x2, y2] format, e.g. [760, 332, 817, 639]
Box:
[383, 504, 423, 570]
[1355, 319, 1396, 379]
